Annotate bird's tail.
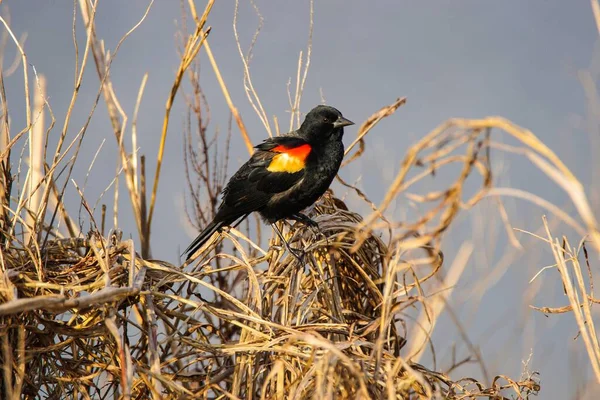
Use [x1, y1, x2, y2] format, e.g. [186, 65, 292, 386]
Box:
[183, 219, 227, 260]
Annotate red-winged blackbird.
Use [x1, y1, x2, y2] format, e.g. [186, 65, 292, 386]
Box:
[183, 105, 354, 260]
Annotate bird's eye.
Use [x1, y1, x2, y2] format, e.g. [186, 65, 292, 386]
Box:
[323, 117, 329, 123]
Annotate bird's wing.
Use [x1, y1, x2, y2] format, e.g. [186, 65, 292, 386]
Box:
[253, 135, 309, 152]
[250, 136, 311, 193]
[219, 136, 312, 214]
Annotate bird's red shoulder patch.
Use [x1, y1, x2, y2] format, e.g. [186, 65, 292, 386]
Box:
[267, 144, 312, 173]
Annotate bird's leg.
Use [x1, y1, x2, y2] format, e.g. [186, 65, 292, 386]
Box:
[272, 223, 304, 264]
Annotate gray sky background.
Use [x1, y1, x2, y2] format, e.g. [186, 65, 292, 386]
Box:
[6, 1, 600, 398]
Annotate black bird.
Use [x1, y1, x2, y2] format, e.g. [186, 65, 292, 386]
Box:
[183, 105, 354, 260]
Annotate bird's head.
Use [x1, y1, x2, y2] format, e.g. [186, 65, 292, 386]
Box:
[299, 105, 354, 143]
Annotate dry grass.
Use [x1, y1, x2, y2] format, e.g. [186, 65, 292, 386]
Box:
[0, 192, 541, 399]
[1, 0, 600, 399]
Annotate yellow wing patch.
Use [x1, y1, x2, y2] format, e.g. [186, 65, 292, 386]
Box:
[266, 144, 311, 173]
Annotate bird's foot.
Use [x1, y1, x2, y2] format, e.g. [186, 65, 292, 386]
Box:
[290, 213, 318, 228]
[291, 213, 328, 243]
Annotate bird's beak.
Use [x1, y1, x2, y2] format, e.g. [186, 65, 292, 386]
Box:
[333, 116, 354, 129]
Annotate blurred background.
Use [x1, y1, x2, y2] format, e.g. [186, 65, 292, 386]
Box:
[4, 0, 600, 398]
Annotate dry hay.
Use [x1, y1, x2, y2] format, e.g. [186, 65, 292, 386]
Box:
[0, 188, 539, 399]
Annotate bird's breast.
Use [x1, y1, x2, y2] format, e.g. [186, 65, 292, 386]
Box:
[307, 140, 344, 173]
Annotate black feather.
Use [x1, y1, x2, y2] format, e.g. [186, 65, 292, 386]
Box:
[183, 105, 352, 261]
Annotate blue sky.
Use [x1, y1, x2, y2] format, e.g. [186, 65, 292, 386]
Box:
[6, 1, 600, 398]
